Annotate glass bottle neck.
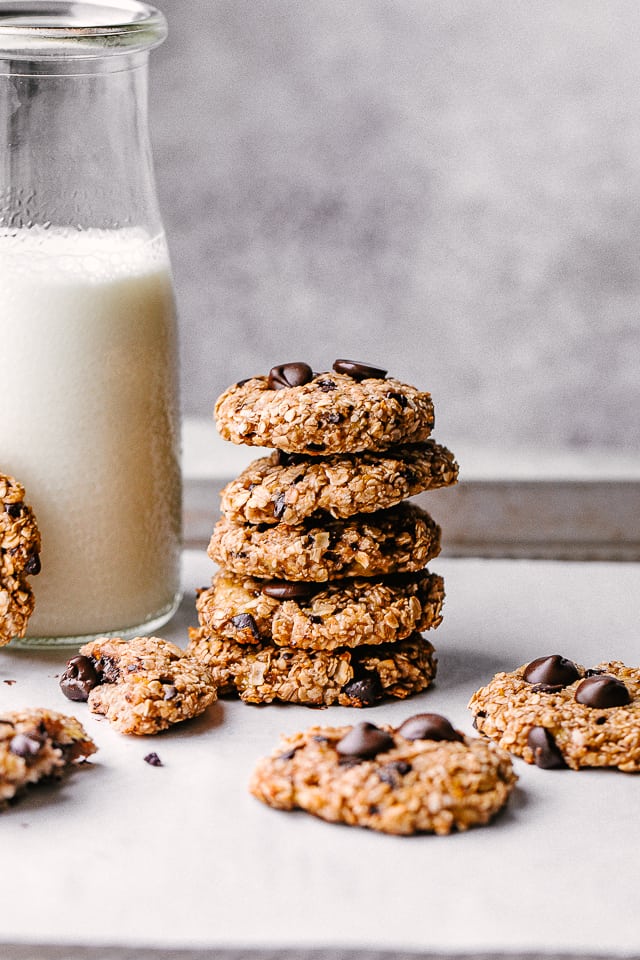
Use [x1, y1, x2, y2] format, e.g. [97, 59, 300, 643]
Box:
[0, 51, 162, 233]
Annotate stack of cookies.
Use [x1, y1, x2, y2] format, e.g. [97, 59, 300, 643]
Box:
[187, 359, 458, 708]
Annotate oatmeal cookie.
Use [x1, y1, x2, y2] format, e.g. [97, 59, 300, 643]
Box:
[208, 503, 441, 582]
[0, 472, 41, 645]
[220, 441, 458, 526]
[0, 708, 96, 808]
[196, 569, 445, 650]
[0, 576, 35, 647]
[60, 636, 217, 736]
[214, 362, 435, 455]
[187, 628, 437, 707]
[250, 713, 516, 835]
[469, 654, 640, 771]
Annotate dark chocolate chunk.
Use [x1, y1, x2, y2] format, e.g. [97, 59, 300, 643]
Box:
[163, 684, 178, 700]
[332, 359, 387, 381]
[396, 713, 464, 743]
[527, 726, 566, 769]
[385, 390, 408, 408]
[336, 721, 394, 760]
[278, 747, 299, 760]
[4, 502, 23, 518]
[575, 675, 631, 708]
[59, 655, 100, 702]
[9, 732, 44, 759]
[268, 362, 313, 390]
[316, 379, 337, 392]
[24, 552, 41, 575]
[261, 579, 323, 601]
[273, 493, 287, 519]
[523, 655, 581, 688]
[378, 759, 413, 786]
[144, 752, 163, 767]
[531, 683, 565, 695]
[341, 673, 383, 707]
[230, 613, 260, 640]
[96, 656, 119, 684]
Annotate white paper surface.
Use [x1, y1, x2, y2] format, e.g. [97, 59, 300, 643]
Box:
[1, 552, 639, 956]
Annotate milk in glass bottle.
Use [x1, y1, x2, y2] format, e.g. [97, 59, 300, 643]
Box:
[0, 1, 181, 645]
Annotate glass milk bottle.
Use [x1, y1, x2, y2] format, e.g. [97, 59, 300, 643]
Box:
[0, 1, 181, 646]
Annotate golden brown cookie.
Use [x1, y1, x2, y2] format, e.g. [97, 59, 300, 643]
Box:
[208, 503, 441, 582]
[469, 654, 640, 771]
[250, 714, 516, 834]
[196, 569, 445, 650]
[219, 441, 458, 526]
[60, 636, 217, 736]
[0, 708, 96, 808]
[0, 472, 41, 645]
[187, 628, 437, 707]
[214, 362, 435, 455]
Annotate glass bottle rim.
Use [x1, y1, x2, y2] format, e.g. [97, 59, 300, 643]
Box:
[0, 1, 167, 58]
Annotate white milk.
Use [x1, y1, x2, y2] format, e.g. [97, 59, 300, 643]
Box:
[0, 227, 181, 641]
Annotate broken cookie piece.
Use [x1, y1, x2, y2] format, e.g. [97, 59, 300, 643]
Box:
[0, 708, 96, 808]
[60, 636, 217, 735]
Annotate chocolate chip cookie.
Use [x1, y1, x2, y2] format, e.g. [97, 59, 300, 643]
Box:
[214, 361, 435, 455]
[60, 636, 217, 736]
[187, 628, 437, 707]
[196, 569, 445, 651]
[469, 655, 640, 771]
[219, 441, 458, 526]
[208, 502, 441, 582]
[0, 472, 41, 645]
[0, 708, 96, 808]
[250, 713, 516, 834]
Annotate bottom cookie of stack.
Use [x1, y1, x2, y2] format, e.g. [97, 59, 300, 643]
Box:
[186, 628, 437, 707]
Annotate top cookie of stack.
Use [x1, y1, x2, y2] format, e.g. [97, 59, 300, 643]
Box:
[188, 360, 458, 708]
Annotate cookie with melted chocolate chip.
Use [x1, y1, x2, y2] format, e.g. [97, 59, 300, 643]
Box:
[214, 364, 435, 455]
[186, 628, 437, 707]
[196, 568, 445, 651]
[249, 714, 516, 835]
[0, 708, 96, 808]
[219, 441, 458, 526]
[61, 636, 217, 736]
[0, 472, 41, 646]
[469, 657, 640, 771]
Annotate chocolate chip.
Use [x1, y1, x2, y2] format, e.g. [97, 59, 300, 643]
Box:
[4, 501, 23, 518]
[261, 580, 323, 601]
[341, 673, 383, 707]
[278, 747, 299, 760]
[332, 359, 387, 381]
[144, 752, 163, 767]
[378, 759, 412, 786]
[575, 675, 631, 708]
[10, 732, 44, 759]
[235, 377, 253, 387]
[273, 493, 287, 519]
[24, 552, 41, 575]
[336, 722, 394, 760]
[531, 683, 564, 694]
[309, 615, 323, 624]
[385, 390, 408, 408]
[316, 379, 337, 392]
[527, 727, 566, 769]
[326, 411, 343, 424]
[230, 613, 260, 640]
[59, 655, 100, 701]
[268, 362, 313, 390]
[396, 713, 464, 743]
[95, 656, 119, 684]
[523, 655, 581, 688]
[163, 684, 177, 700]
[585, 668, 605, 677]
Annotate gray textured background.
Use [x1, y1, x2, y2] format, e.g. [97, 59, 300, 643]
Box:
[150, 0, 640, 449]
